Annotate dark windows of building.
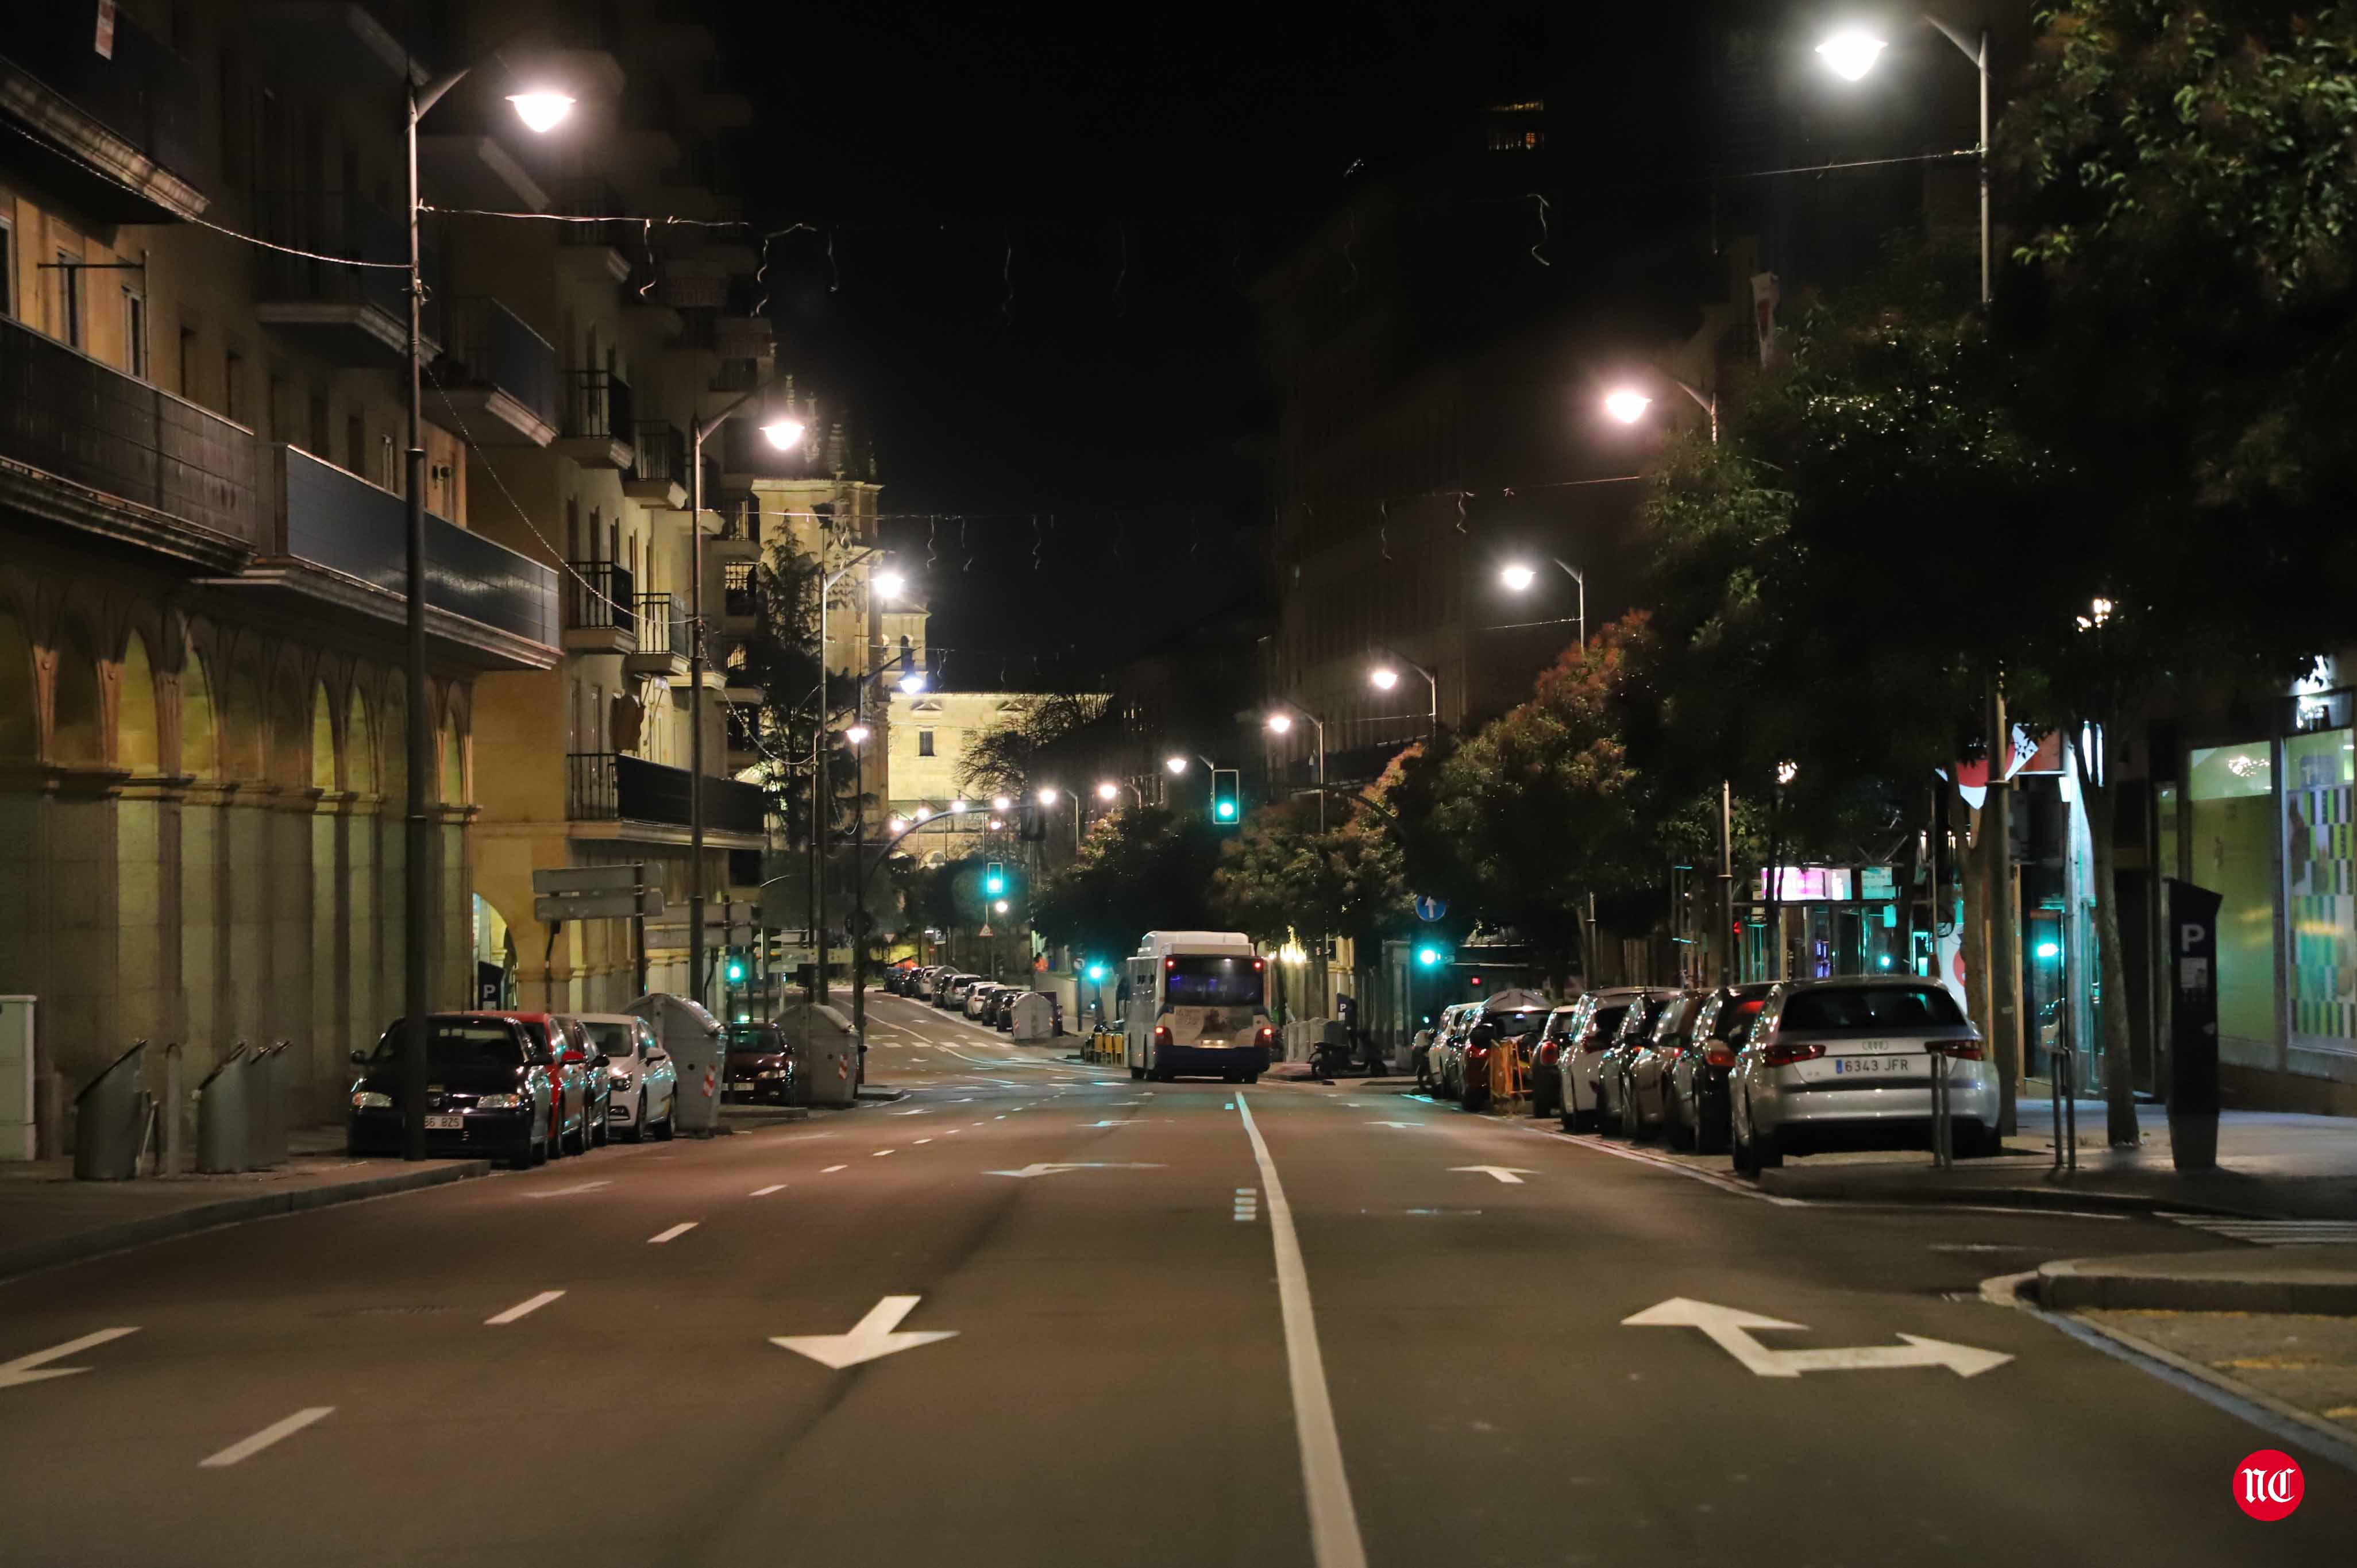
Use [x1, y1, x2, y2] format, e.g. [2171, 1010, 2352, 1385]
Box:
[917, 730, 935, 757]
[346, 413, 365, 477]
[122, 287, 148, 380]
[724, 561, 757, 617]
[55, 252, 81, 348]
[178, 323, 196, 398]
[308, 392, 329, 457]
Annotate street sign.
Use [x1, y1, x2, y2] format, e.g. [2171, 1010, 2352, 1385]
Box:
[534, 889, 663, 923]
[532, 866, 643, 895]
[1414, 895, 1448, 922]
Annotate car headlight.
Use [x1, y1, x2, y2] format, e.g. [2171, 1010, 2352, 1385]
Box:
[351, 1091, 392, 1110]
[475, 1093, 524, 1111]
[609, 1070, 632, 1087]
[755, 1069, 787, 1080]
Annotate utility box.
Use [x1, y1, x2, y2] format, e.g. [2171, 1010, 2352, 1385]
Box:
[628, 993, 724, 1134]
[0, 997, 33, 1160]
[1010, 991, 1055, 1042]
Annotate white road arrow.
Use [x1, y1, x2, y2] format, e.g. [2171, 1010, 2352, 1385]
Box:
[983, 1162, 1169, 1179]
[522, 1180, 612, 1200]
[1449, 1165, 1538, 1184]
[0, 1327, 140, 1391]
[1367, 1121, 1425, 1129]
[1622, 1297, 2013, 1378]
[771, 1296, 958, 1369]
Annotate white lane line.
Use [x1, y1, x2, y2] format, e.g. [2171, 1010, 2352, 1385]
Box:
[485, 1291, 565, 1326]
[1234, 1094, 1367, 1568]
[821, 1164, 848, 1173]
[523, 1179, 613, 1200]
[648, 1222, 699, 1244]
[872, 1149, 896, 1157]
[199, 1407, 333, 1469]
[751, 1183, 788, 1196]
[914, 1138, 933, 1145]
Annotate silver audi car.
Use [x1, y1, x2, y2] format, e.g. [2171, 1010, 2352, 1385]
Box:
[1729, 976, 1999, 1171]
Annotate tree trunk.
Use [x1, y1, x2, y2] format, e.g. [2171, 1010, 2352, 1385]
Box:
[2076, 736, 2140, 1147]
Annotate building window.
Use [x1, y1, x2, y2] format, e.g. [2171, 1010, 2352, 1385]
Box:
[308, 392, 329, 457]
[0, 216, 13, 318]
[122, 287, 148, 379]
[724, 561, 756, 617]
[178, 323, 197, 398]
[345, 414, 365, 476]
[917, 730, 935, 757]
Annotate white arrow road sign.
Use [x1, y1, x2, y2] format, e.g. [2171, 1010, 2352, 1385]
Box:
[771, 1296, 958, 1370]
[1622, 1297, 2013, 1378]
[522, 1180, 612, 1200]
[0, 1327, 139, 1391]
[984, 1162, 1169, 1179]
[1367, 1121, 1425, 1129]
[1449, 1165, 1538, 1184]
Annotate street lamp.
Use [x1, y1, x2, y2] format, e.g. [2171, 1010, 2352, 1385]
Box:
[1500, 558, 1587, 647]
[1267, 701, 1328, 830]
[1603, 376, 1717, 443]
[1816, 13, 1991, 306]
[844, 723, 871, 746]
[991, 794, 1013, 811]
[1164, 755, 1190, 775]
[398, 65, 570, 1161]
[761, 416, 807, 449]
[897, 670, 927, 693]
[1368, 646, 1438, 739]
[1777, 759, 1800, 787]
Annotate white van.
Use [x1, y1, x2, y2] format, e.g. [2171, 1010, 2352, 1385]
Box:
[1122, 930, 1274, 1082]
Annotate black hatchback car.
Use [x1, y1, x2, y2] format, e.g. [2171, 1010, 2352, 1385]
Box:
[348, 1014, 553, 1168]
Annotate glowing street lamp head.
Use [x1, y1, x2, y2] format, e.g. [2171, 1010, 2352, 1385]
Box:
[843, 723, 870, 746]
[991, 795, 1013, 811]
[1603, 389, 1652, 425]
[888, 815, 909, 833]
[897, 670, 927, 693]
[951, 798, 966, 813]
[1165, 755, 1190, 775]
[993, 898, 1011, 914]
[874, 569, 906, 600]
[506, 91, 574, 134]
[1037, 786, 1060, 806]
[1266, 712, 1294, 735]
[913, 806, 931, 821]
[1095, 781, 1120, 802]
[1499, 563, 1538, 593]
[1776, 759, 1800, 786]
[1815, 30, 1887, 82]
[1369, 667, 1400, 692]
[760, 417, 807, 450]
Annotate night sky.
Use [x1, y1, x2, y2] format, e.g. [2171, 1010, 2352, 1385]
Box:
[723, 2, 1711, 686]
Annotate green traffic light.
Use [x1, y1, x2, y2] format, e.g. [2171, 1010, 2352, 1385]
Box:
[1416, 947, 1441, 968]
[1086, 963, 1108, 982]
[1216, 800, 1236, 820]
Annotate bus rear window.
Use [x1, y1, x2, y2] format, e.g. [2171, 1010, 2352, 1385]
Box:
[1164, 956, 1264, 1008]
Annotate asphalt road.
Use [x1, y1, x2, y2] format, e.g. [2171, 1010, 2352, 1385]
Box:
[1, 988, 2348, 1566]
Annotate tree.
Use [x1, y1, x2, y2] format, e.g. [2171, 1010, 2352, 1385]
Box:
[958, 693, 1112, 801]
[1030, 806, 1223, 972]
[1212, 796, 1409, 1012]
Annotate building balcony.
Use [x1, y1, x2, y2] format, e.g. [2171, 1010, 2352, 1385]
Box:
[557, 370, 635, 469]
[653, 272, 729, 311]
[1, 5, 205, 222]
[206, 446, 558, 671]
[566, 751, 766, 848]
[562, 560, 636, 655]
[0, 313, 259, 569]
[624, 592, 688, 678]
[546, 177, 634, 283]
[437, 298, 558, 447]
[624, 423, 688, 508]
[253, 191, 437, 366]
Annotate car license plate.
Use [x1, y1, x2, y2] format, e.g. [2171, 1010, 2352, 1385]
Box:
[1834, 1056, 1916, 1075]
[424, 1113, 464, 1130]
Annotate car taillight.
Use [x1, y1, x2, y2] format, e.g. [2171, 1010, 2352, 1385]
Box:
[1762, 1041, 1823, 1067]
[1154, 1025, 1172, 1043]
[1933, 1040, 1984, 1061]
[1703, 1044, 1737, 1068]
[1255, 1026, 1275, 1045]
[1539, 1042, 1560, 1067]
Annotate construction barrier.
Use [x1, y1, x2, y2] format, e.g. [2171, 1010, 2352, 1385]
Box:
[1087, 1028, 1125, 1065]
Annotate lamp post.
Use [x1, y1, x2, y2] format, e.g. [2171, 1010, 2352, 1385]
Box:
[1367, 646, 1438, 740]
[686, 388, 808, 1030]
[1039, 785, 1082, 851]
[1266, 702, 1326, 831]
[1816, 17, 1991, 307]
[842, 643, 917, 1041]
[1499, 558, 1586, 648]
[1095, 778, 1143, 809]
[1602, 373, 1718, 445]
[1162, 752, 1217, 810]
[400, 63, 570, 1161]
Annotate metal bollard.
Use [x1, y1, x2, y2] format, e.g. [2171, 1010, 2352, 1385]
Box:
[196, 1044, 249, 1174]
[72, 1040, 149, 1181]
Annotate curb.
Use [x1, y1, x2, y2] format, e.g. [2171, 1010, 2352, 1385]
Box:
[2036, 1256, 2357, 1315]
[1754, 1176, 2254, 1219]
[0, 1159, 493, 1283]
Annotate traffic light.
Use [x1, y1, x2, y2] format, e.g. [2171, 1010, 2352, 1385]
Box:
[984, 860, 1006, 897]
[1415, 945, 1445, 969]
[1085, 961, 1109, 983]
[1211, 768, 1241, 826]
[725, 954, 747, 984]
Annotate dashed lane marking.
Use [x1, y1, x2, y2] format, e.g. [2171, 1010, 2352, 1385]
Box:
[199, 1408, 333, 1469]
[821, 1164, 848, 1173]
[485, 1291, 565, 1325]
[648, 1223, 698, 1244]
[751, 1184, 787, 1196]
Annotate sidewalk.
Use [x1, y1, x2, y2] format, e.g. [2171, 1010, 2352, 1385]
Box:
[0, 1126, 491, 1283]
[1754, 1100, 2357, 1221]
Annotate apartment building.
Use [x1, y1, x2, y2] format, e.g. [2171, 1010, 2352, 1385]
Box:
[0, 0, 561, 1126]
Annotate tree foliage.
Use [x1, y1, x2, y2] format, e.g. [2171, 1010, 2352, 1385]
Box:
[958, 693, 1112, 801]
[1030, 806, 1223, 965]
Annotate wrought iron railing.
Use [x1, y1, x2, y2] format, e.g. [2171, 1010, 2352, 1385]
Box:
[563, 561, 636, 635]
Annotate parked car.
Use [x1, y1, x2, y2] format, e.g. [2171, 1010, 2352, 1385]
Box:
[965, 982, 1005, 1021]
[940, 974, 983, 1010]
[464, 1011, 593, 1157]
[1662, 984, 1774, 1152]
[553, 1016, 614, 1148]
[723, 1021, 796, 1104]
[1422, 1004, 1473, 1097]
[576, 1012, 677, 1142]
[1586, 989, 1684, 1136]
[1550, 988, 1646, 1131]
[348, 1014, 553, 1168]
[1460, 992, 1551, 1111]
[1730, 977, 2000, 1173]
[1617, 990, 1712, 1140]
[1530, 1000, 1588, 1120]
[991, 987, 1023, 1030]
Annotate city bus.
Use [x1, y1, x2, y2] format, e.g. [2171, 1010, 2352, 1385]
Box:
[1122, 930, 1276, 1082]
